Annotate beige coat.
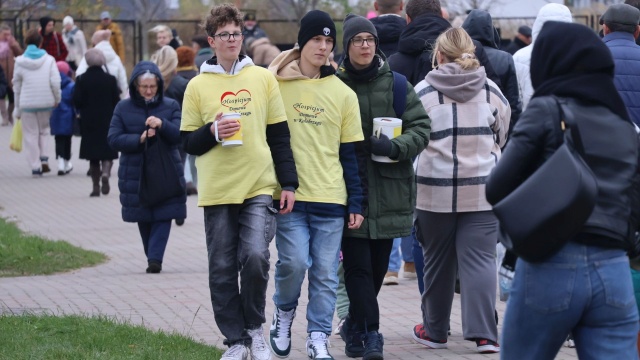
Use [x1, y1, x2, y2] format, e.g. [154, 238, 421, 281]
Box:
[0, 39, 23, 88]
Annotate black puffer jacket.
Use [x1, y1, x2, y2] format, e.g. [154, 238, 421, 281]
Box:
[370, 14, 406, 59]
[388, 13, 501, 88]
[462, 10, 521, 128]
[486, 96, 638, 250]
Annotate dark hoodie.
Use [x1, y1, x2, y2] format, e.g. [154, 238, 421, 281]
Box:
[462, 10, 521, 128]
[370, 14, 406, 58]
[107, 61, 186, 222]
[388, 13, 501, 88]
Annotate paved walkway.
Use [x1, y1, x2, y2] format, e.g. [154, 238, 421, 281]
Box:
[0, 125, 577, 359]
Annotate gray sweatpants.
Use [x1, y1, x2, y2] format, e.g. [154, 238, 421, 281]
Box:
[416, 210, 498, 342]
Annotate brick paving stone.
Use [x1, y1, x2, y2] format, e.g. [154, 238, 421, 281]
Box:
[0, 126, 578, 359]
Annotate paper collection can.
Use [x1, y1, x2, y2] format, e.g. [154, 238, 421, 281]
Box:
[221, 112, 242, 147]
[371, 117, 402, 163]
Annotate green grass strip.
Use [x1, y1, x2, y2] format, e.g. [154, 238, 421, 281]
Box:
[0, 313, 223, 359]
[0, 217, 107, 277]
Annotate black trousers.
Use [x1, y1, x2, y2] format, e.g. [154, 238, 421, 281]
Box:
[342, 237, 393, 332]
[55, 135, 72, 160]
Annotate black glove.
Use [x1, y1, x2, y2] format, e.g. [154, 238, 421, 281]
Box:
[370, 133, 393, 156]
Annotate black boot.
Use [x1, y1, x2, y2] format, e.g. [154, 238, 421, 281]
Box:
[363, 331, 384, 360]
[90, 163, 101, 197]
[101, 160, 113, 195]
[340, 315, 364, 358]
[146, 260, 162, 274]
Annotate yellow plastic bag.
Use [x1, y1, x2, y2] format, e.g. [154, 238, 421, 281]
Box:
[9, 119, 22, 152]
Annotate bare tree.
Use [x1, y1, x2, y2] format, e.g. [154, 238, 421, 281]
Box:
[134, 0, 167, 58]
[266, 0, 322, 22]
[442, 0, 506, 15]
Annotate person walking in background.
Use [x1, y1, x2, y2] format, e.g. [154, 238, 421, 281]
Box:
[13, 29, 61, 176]
[242, 13, 268, 44]
[176, 46, 198, 80]
[370, 0, 406, 58]
[0, 25, 22, 126]
[76, 30, 128, 99]
[73, 49, 120, 197]
[50, 61, 75, 176]
[180, 4, 298, 360]
[39, 16, 68, 63]
[151, 25, 180, 50]
[486, 21, 639, 359]
[62, 16, 87, 71]
[412, 27, 510, 354]
[335, 14, 430, 360]
[504, 25, 531, 55]
[108, 61, 186, 274]
[96, 11, 125, 63]
[267, 10, 365, 360]
[191, 34, 214, 70]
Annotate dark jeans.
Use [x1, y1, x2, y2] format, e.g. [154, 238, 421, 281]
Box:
[137, 220, 171, 263]
[55, 135, 72, 160]
[342, 237, 393, 332]
[204, 195, 277, 346]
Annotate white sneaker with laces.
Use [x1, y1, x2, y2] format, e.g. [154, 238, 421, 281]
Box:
[248, 327, 272, 360]
[306, 332, 334, 360]
[221, 344, 250, 360]
[269, 307, 296, 358]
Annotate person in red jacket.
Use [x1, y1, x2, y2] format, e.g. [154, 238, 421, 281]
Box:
[39, 16, 68, 62]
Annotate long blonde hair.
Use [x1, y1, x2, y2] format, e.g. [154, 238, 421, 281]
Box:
[431, 28, 480, 70]
[151, 45, 178, 91]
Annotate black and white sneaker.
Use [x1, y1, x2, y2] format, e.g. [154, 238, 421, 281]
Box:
[306, 332, 333, 359]
[269, 307, 295, 358]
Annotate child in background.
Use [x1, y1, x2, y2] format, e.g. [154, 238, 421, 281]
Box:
[50, 61, 75, 175]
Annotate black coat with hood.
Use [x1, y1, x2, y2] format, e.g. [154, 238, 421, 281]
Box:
[388, 13, 501, 88]
[107, 61, 186, 223]
[462, 10, 521, 127]
[370, 14, 406, 59]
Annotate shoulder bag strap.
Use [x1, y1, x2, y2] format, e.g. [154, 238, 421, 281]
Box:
[552, 96, 588, 158]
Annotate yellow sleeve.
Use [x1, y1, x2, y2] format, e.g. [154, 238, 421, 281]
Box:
[180, 81, 204, 131]
[266, 75, 287, 125]
[113, 24, 125, 62]
[340, 90, 364, 143]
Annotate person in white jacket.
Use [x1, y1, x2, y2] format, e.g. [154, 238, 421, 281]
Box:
[13, 29, 61, 176]
[76, 30, 128, 98]
[512, 3, 572, 111]
[62, 16, 87, 71]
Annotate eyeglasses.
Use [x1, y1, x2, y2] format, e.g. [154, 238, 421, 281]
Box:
[138, 84, 158, 91]
[213, 32, 244, 41]
[351, 37, 376, 47]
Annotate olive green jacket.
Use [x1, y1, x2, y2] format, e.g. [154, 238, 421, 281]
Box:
[336, 58, 431, 239]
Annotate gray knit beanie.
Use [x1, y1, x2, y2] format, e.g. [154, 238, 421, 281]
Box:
[342, 13, 378, 57]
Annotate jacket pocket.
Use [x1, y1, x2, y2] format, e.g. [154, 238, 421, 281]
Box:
[375, 161, 415, 215]
[264, 205, 278, 243]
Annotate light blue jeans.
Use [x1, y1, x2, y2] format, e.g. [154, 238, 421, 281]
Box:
[501, 241, 639, 360]
[388, 236, 415, 272]
[273, 211, 344, 334]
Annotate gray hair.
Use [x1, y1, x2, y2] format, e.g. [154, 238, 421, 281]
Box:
[85, 48, 106, 67]
[136, 70, 158, 85]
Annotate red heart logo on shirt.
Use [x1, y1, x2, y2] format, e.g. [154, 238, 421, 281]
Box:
[221, 89, 252, 108]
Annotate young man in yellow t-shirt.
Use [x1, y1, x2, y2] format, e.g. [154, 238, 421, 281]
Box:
[180, 4, 298, 360]
[266, 10, 365, 360]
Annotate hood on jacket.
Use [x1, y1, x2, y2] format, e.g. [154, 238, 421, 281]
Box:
[128, 61, 164, 104]
[16, 45, 48, 69]
[200, 54, 254, 75]
[462, 10, 497, 48]
[95, 41, 118, 64]
[370, 15, 406, 45]
[268, 46, 333, 80]
[532, 3, 572, 43]
[60, 71, 72, 89]
[397, 13, 451, 55]
[425, 62, 486, 103]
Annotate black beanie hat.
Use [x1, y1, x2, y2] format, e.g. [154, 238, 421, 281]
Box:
[342, 13, 378, 57]
[39, 16, 54, 32]
[298, 10, 336, 51]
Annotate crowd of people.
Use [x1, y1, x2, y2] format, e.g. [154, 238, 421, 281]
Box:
[5, 0, 640, 360]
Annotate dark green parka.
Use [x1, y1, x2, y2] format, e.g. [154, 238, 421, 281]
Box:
[336, 56, 431, 239]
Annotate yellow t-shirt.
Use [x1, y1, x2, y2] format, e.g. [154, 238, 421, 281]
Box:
[181, 66, 287, 206]
[275, 76, 363, 205]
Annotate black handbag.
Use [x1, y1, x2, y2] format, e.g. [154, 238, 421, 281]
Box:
[138, 127, 185, 207]
[493, 98, 598, 263]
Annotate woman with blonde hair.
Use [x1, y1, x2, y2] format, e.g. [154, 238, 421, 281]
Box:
[151, 25, 180, 49]
[411, 27, 510, 354]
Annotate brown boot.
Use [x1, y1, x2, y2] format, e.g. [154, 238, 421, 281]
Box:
[90, 163, 101, 197]
[101, 160, 113, 195]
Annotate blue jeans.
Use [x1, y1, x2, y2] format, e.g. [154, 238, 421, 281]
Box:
[502, 241, 639, 360]
[273, 211, 344, 334]
[138, 220, 171, 263]
[388, 236, 415, 272]
[204, 195, 277, 346]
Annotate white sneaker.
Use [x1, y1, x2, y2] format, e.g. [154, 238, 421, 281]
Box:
[333, 317, 345, 335]
[269, 307, 296, 358]
[221, 344, 250, 360]
[64, 160, 73, 174]
[248, 327, 272, 360]
[306, 332, 333, 359]
[57, 158, 65, 175]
